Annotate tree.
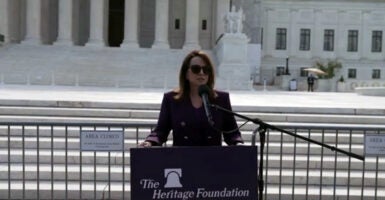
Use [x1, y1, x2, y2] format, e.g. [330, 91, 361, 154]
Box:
[313, 59, 342, 79]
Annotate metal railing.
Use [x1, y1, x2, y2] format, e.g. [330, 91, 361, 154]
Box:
[1, 122, 154, 200]
[1, 122, 384, 200]
[261, 124, 385, 200]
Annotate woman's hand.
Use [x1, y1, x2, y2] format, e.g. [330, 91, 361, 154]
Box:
[235, 142, 244, 146]
[139, 141, 152, 147]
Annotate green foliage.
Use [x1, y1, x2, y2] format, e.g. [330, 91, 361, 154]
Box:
[314, 59, 342, 79]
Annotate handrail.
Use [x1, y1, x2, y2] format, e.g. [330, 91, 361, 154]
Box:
[1, 121, 385, 130]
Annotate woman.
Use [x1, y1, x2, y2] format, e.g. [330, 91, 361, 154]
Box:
[140, 50, 243, 147]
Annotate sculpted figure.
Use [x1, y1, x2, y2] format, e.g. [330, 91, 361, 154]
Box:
[224, 6, 244, 34]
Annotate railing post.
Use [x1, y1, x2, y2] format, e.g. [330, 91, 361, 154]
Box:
[37, 125, 40, 200]
[7, 125, 11, 199]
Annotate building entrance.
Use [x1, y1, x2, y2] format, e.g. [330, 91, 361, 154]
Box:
[108, 0, 124, 47]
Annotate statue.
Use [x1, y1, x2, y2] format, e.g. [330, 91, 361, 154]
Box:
[224, 6, 244, 34]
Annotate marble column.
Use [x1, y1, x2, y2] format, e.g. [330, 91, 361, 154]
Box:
[22, 0, 42, 44]
[86, 0, 108, 47]
[121, 0, 139, 48]
[183, 0, 201, 50]
[152, 0, 170, 49]
[54, 0, 73, 45]
[215, 0, 230, 41]
[0, 0, 10, 43]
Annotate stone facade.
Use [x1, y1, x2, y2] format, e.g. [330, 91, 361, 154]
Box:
[258, 0, 385, 91]
[0, 0, 228, 49]
[0, 0, 384, 91]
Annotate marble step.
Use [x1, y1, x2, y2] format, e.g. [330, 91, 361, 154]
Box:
[265, 184, 385, 200]
[0, 106, 159, 119]
[0, 164, 130, 181]
[0, 128, 364, 143]
[265, 168, 385, 187]
[0, 164, 383, 187]
[0, 124, 367, 146]
[0, 150, 132, 165]
[0, 125, 153, 139]
[0, 181, 383, 200]
[0, 180, 131, 200]
[0, 45, 188, 89]
[0, 114, 383, 137]
[0, 115, 157, 124]
[0, 148, 381, 170]
[1, 106, 385, 125]
[0, 137, 364, 157]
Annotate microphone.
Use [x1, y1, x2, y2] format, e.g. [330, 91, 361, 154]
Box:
[198, 85, 214, 126]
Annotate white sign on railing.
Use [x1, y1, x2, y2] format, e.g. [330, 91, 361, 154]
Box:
[365, 134, 385, 156]
[80, 131, 124, 151]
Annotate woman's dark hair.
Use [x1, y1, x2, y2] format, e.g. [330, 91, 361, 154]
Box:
[174, 50, 216, 100]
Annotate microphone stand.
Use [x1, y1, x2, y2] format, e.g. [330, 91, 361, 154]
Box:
[210, 104, 364, 200]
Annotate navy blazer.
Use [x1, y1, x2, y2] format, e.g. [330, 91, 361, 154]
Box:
[145, 90, 244, 146]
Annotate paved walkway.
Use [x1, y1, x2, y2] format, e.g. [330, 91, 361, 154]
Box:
[0, 85, 385, 112]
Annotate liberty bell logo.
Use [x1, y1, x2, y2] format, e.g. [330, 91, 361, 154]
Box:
[164, 168, 183, 188]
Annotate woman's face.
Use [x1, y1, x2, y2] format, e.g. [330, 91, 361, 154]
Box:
[186, 56, 210, 88]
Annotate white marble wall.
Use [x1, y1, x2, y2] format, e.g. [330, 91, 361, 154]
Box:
[259, 1, 385, 84]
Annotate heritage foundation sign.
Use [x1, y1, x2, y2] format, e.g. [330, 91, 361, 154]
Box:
[130, 146, 258, 199]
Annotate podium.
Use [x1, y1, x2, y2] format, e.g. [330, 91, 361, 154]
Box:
[130, 146, 258, 200]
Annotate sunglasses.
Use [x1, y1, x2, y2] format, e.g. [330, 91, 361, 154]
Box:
[190, 65, 211, 75]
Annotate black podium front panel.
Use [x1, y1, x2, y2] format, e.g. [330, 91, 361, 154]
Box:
[130, 146, 258, 200]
